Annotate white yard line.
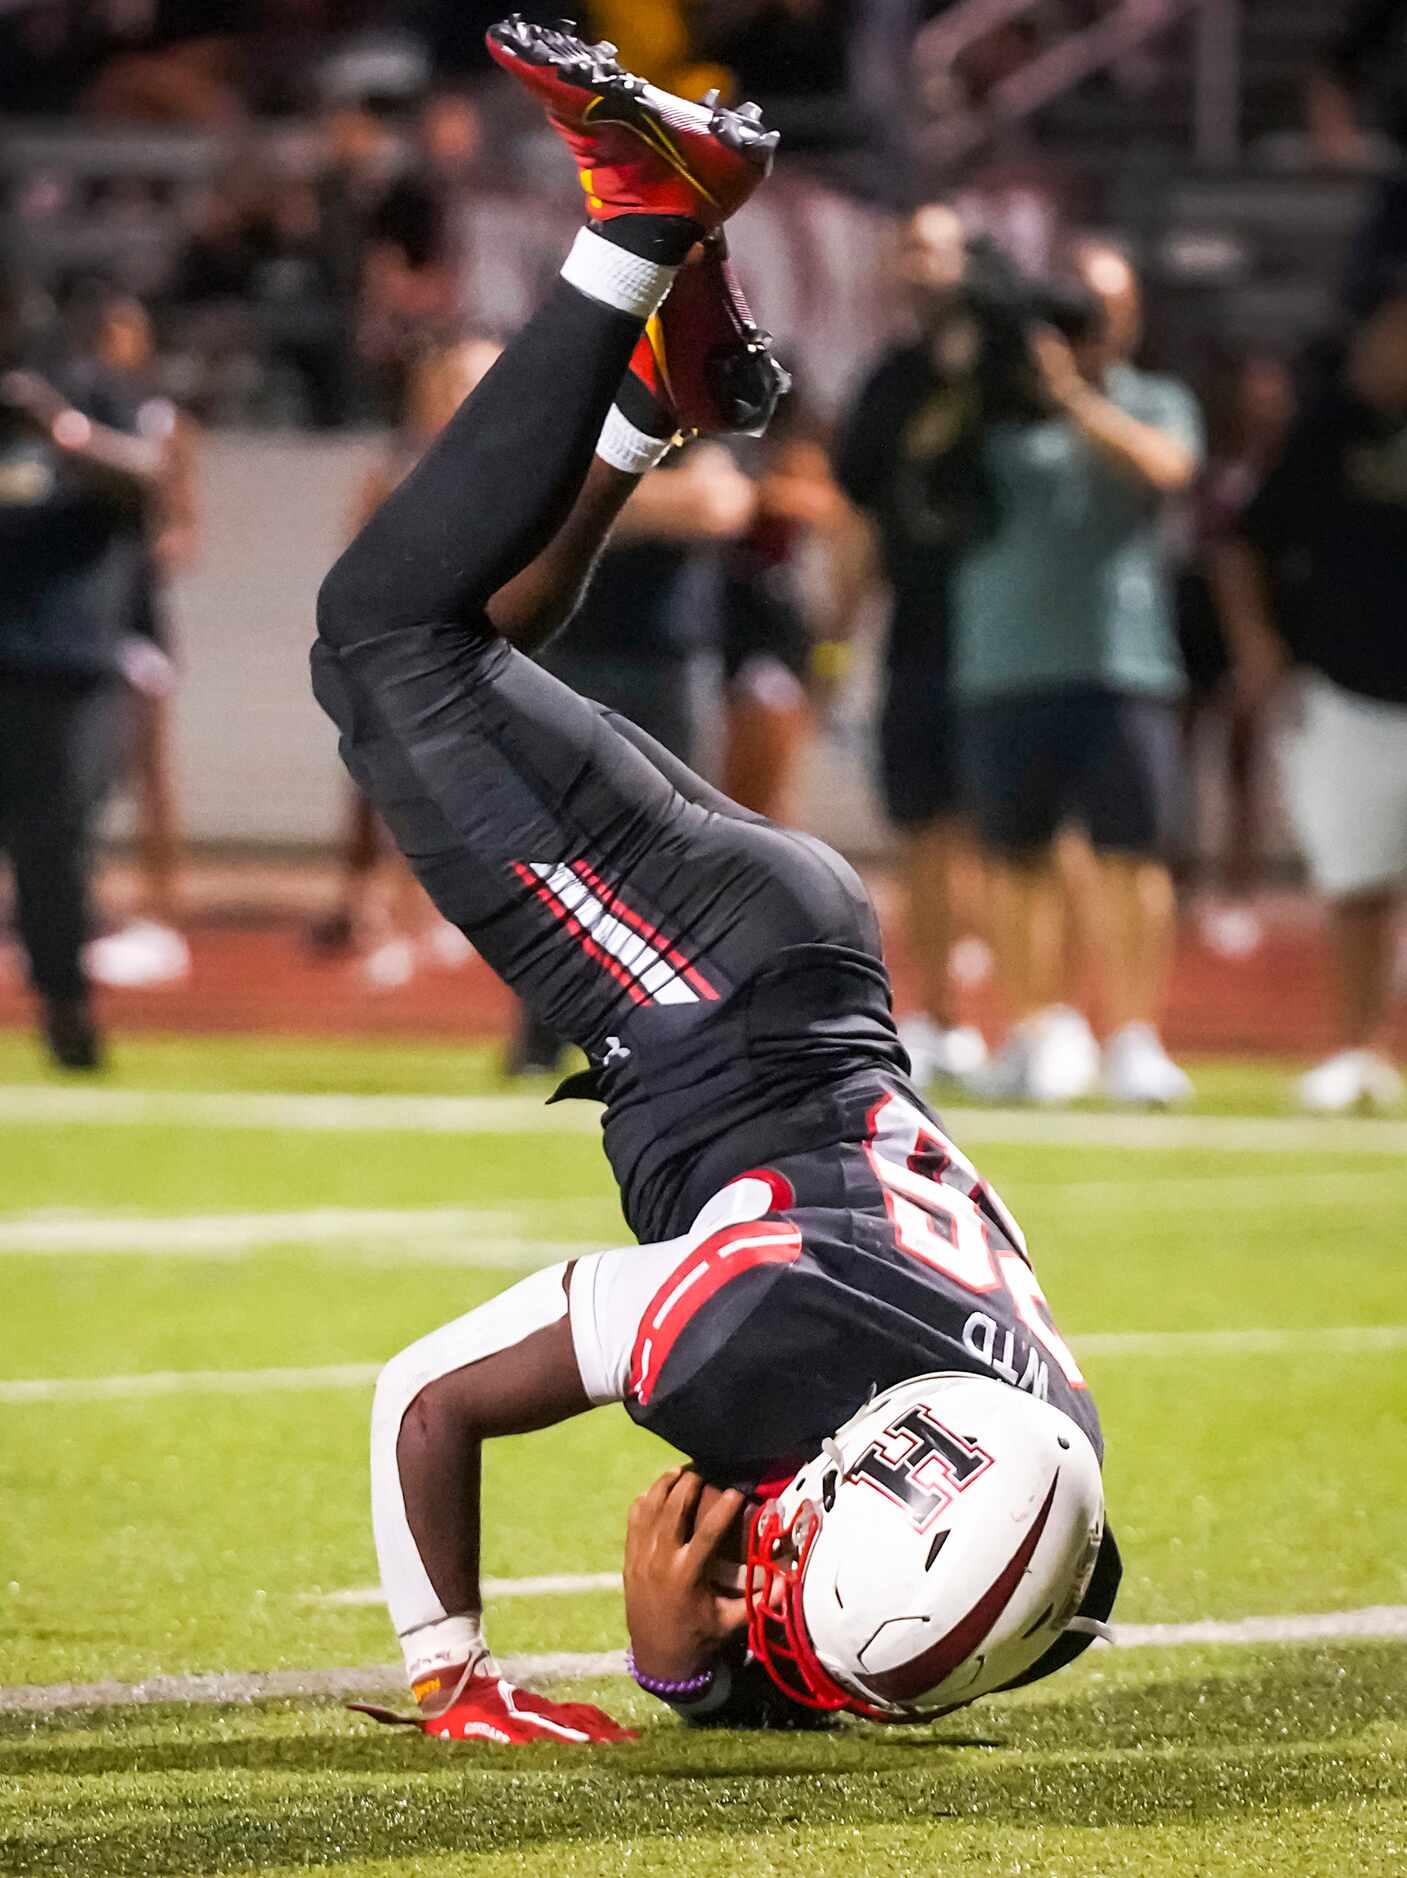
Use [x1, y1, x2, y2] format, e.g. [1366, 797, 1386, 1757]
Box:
[1021, 1169, 1407, 1205]
[0, 1655, 621, 1714]
[1, 1083, 1405, 1155]
[0, 1162, 1397, 1262]
[4, 1608, 1406, 1712]
[311, 1573, 621, 1607]
[0, 1363, 380, 1404]
[947, 1107, 1407, 1155]
[1074, 1324, 1407, 1357]
[0, 1086, 601, 1136]
[0, 1207, 585, 1263]
[5, 1323, 1403, 1404]
[1111, 1608, 1407, 1647]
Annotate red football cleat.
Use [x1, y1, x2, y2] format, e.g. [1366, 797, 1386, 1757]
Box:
[349, 1675, 638, 1746]
[629, 233, 790, 438]
[486, 14, 777, 230]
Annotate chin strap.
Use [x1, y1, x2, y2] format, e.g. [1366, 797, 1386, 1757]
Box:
[1064, 1615, 1115, 1642]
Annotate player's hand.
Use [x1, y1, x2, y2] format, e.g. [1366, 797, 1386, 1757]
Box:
[624, 1467, 749, 1682]
[349, 1675, 637, 1745]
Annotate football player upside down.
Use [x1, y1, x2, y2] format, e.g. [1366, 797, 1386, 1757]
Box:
[313, 16, 1119, 1744]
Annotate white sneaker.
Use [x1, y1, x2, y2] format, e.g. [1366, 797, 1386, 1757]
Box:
[963, 1027, 1036, 1102]
[84, 919, 191, 988]
[1027, 1005, 1100, 1104]
[421, 922, 475, 970]
[1102, 1022, 1193, 1106]
[899, 1013, 988, 1084]
[963, 1006, 1097, 1105]
[361, 937, 416, 991]
[1196, 901, 1264, 961]
[948, 936, 994, 989]
[1297, 1048, 1404, 1114]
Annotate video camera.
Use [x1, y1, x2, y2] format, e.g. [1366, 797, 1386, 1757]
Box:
[953, 236, 1101, 421]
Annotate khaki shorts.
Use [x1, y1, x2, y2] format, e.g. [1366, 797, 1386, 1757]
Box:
[1282, 673, 1407, 899]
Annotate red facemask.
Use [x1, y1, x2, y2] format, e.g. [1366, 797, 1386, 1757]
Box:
[743, 1497, 895, 1722]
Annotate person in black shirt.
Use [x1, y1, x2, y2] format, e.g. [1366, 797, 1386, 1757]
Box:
[360, 94, 484, 418]
[0, 281, 165, 1068]
[1218, 280, 1407, 1112]
[832, 203, 988, 1088]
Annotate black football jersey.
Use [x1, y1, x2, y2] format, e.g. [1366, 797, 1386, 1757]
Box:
[624, 1078, 1103, 1482]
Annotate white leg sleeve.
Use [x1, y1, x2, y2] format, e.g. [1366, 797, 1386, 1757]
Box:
[371, 1264, 569, 1684]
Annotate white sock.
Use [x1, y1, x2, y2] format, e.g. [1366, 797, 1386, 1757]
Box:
[402, 1613, 495, 1699]
[560, 226, 677, 319]
[596, 404, 673, 474]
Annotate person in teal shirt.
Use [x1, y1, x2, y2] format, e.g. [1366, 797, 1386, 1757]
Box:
[953, 243, 1204, 1106]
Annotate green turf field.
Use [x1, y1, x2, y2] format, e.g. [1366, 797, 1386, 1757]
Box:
[2, 1032, 1405, 1876]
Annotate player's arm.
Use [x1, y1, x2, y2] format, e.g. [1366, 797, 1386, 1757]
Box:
[358, 1264, 635, 1743]
[486, 441, 755, 648]
[486, 456, 646, 649]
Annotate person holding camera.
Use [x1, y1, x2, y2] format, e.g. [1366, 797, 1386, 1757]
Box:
[952, 242, 1202, 1105]
[0, 279, 166, 1070]
[831, 203, 991, 1088]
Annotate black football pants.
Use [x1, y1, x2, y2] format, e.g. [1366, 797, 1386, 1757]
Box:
[311, 275, 877, 1061]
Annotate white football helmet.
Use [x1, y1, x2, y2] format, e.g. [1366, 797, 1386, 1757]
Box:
[744, 1372, 1105, 1720]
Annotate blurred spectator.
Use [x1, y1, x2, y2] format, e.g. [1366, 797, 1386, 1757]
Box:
[0, 2, 351, 124]
[316, 102, 402, 306]
[0, 3, 100, 115]
[1176, 352, 1296, 960]
[247, 178, 354, 427]
[359, 92, 484, 413]
[80, 2, 247, 126]
[0, 275, 168, 1070]
[1218, 280, 1407, 1113]
[314, 335, 501, 978]
[1310, 1, 1407, 310]
[718, 416, 847, 824]
[75, 290, 198, 989]
[951, 241, 1203, 1105]
[508, 438, 757, 1074]
[831, 203, 990, 1087]
[166, 179, 260, 421]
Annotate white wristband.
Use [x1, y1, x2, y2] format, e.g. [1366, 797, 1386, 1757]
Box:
[560, 226, 677, 320]
[596, 404, 673, 475]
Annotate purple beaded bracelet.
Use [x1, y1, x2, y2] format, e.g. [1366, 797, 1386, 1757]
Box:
[625, 1646, 715, 1701]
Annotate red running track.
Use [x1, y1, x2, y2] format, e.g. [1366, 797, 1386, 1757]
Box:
[1, 889, 1397, 1060]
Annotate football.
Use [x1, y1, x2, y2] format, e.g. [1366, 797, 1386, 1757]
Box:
[693, 1479, 750, 1595]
